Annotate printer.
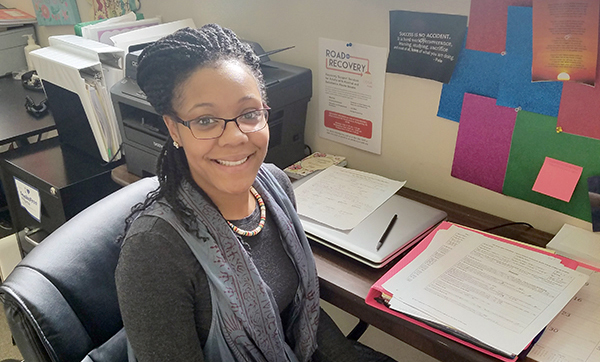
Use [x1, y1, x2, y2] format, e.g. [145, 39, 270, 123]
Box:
[110, 41, 312, 177]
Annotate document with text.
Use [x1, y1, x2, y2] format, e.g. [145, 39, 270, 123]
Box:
[382, 225, 589, 357]
[294, 166, 405, 230]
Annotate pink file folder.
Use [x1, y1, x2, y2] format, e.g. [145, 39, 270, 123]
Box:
[365, 221, 588, 361]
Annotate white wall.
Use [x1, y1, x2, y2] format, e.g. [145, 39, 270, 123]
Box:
[138, 0, 590, 235]
[8, 0, 592, 235]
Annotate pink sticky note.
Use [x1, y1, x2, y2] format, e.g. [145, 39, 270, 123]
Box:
[532, 157, 583, 202]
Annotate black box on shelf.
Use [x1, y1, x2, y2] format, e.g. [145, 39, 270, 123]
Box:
[0, 138, 121, 256]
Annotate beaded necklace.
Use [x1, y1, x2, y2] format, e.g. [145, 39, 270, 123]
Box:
[226, 186, 266, 237]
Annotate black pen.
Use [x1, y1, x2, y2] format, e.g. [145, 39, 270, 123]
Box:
[376, 214, 398, 251]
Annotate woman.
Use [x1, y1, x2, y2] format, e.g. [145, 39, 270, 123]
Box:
[115, 24, 395, 362]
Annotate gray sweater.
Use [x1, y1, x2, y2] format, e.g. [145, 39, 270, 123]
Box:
[115, 164, 362, 362]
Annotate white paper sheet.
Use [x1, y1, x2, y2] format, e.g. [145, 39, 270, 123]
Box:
[383, 225, 589, 356]
[294, 166, 405, 230]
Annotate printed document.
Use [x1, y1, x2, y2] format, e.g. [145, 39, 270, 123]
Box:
[318, 38, 387, 154]
[294, 166, 405, 230]
[382, 225, 589, 357]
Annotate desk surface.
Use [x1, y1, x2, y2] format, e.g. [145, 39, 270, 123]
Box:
[111, 164, 553, 362]
[0, 76, 56, 146]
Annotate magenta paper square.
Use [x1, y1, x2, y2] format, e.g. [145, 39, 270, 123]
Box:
[452, 93, 518, 193]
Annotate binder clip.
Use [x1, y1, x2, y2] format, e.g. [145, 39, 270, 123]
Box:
[24, 95, 49, 118]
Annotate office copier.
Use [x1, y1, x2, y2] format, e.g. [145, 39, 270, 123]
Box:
[111, 41, 312, 177]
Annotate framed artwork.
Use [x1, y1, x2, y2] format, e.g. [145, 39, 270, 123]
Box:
[31, 0, 81, 26]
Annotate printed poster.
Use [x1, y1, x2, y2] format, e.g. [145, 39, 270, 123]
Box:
[387, 10, 467, 83]
[532, 0, 599, 85]
[318, 38, 387, 154]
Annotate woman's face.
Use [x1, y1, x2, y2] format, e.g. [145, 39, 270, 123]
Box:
[164, 60, 269, 201]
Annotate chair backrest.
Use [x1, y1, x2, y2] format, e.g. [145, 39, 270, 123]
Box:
[0, 176, 158, 362]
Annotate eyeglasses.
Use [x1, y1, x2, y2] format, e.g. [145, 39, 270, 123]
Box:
[171, 107, 270, 140]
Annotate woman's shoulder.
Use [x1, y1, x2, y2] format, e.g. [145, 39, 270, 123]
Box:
[118, 214, 200, 275]
[125, 212, 177, 241]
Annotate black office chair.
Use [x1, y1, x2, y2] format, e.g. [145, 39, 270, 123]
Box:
[0, 177, 158, 362]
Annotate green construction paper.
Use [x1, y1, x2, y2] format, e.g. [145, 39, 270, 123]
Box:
[503, 110, 600, 221]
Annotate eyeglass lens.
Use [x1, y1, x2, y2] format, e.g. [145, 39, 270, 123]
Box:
[188, 109, 269, 139]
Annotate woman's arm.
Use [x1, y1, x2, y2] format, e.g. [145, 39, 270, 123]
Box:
[312, 308, 362, 362]
[116, 216, 209, 362]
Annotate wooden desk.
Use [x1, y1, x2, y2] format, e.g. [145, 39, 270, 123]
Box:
[0, 76, 56, 146]
[112, 164, 553, 362]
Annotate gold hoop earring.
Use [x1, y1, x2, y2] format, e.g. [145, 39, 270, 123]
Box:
[173, 140, 180, 149]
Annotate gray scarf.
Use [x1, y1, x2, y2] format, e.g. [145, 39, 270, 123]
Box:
[142, 165, 319, 362]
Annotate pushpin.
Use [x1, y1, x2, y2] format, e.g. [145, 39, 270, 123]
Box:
[556, 126, 563, 133]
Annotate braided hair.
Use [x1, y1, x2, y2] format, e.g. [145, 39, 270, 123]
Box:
[121, 24, 267, 238]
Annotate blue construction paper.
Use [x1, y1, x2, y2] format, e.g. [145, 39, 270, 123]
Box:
[496, 6, 562, 117]
[437, 44, 504, 122]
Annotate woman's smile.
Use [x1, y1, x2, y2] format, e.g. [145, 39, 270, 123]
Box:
[215, 157, 248, 167]
[213, 153, 253, 167]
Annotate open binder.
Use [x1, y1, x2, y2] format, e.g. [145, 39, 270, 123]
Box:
[366, 221, 592, 361]
[30, 36, 124, 163]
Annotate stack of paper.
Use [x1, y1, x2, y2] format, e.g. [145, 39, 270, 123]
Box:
[368, 222, 590, 360]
